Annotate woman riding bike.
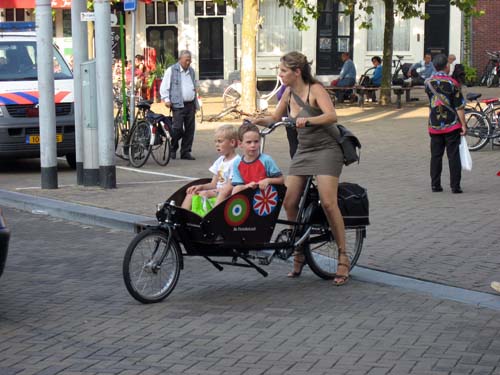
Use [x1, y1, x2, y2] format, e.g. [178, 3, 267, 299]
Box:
[248, 51, 349, 286]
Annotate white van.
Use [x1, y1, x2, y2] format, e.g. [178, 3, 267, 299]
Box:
[0, 22, 75, 168]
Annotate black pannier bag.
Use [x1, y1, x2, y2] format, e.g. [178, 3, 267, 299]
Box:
[305, 182, 369, 228]
[337, 182, 370, 227]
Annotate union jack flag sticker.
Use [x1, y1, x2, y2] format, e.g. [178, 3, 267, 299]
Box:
[253, 185, 278, 217]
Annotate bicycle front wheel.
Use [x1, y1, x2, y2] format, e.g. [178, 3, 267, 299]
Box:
[128, 120, 152, 168]
[123, 228, 182, 304]
[465, 110, 491, 151]
[304, 224, 364, 280]
[151, 134, 171, 166]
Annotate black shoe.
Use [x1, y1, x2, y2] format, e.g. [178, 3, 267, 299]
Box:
[452, 187, 463, 194]
[432, 185, 443, 192]
[181, 153, 196, 160]
[170, 152, 176, 160]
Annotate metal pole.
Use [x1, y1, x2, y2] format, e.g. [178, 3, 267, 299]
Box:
[71, 0, 89, 185]
[36, 0, 58, 189]
[129, 10, 137, 130]
[94, 0, 116, 188]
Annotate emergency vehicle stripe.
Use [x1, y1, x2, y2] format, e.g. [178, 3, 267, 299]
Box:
[0, 92, 36, 105]
[0, 91, 71, 105]
[54, 91, 71, 103]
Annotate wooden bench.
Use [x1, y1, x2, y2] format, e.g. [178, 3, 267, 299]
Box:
[325, 84, 427, 108]
[324, 85, 380, 107]
[392, 85, 426, 108]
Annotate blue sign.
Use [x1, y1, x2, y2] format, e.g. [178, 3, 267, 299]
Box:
[123, 0, 137, 12]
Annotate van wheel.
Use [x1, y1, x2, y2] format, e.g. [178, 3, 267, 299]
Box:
[66, 153, 76, 169]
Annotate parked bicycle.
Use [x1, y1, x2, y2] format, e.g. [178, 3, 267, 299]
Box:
[479, 51, 500, 87]
[114, 88, 172, 167]
[127, 102, 173, 168]
[464, 92, 500, 151]
[221, 66, 283, 113]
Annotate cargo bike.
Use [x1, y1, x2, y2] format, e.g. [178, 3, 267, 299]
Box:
[122, 120, 370, 304]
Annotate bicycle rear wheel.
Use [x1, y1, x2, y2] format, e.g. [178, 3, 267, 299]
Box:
[304, 224, 364, 280]
[222, 82, 241, 109]
[151, 128, 171, 166]
[123, 228, 182, 304]
[465, 110, 490, 151]
[128, 120, 152, 168]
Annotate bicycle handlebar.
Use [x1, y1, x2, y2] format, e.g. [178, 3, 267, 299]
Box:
[258, 118, 296, 137]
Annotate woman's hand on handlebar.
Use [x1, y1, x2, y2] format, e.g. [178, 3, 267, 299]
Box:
[296, 117, 309, 128]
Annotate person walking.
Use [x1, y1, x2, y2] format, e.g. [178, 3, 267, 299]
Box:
[424, 53, 467, 194]
[160, 50, 199, 160]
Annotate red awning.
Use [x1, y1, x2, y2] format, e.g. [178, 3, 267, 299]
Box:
[1, 0, 71, 8]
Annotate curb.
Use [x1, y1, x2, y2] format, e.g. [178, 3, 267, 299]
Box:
[0, 189, 152, 233]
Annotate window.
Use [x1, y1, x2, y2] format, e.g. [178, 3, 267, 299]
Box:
[367, 0, 410, 52]
[5, 9, 25, 21]
[62, 10, 71, 37]
[194, 1, 227, 16]
[145, 1, 178, 25]
[258, 1, 301, 54]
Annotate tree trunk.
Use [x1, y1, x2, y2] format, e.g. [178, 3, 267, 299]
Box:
[240, 0, 258, 114]
[380, 0, 395, 105]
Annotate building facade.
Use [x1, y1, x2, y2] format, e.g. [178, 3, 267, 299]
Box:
[1, 0, 464, 91]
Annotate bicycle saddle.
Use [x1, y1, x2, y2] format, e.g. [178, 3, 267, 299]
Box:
[395, 55, 404, 60]
[147, 112, 164, 121]
[137, 100, 152, 110]
[466, 93, 482, 101]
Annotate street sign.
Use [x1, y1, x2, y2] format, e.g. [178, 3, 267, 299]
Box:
[123, 0, 137, 12]
[80, 12, 95, 22]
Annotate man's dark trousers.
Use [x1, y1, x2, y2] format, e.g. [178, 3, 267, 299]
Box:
[171, 101, 195, 157]
[430, 129, 461, 190]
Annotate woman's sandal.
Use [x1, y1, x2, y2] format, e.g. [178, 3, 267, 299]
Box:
[333, 251, 350, 287]
[287, 251, 306, 278]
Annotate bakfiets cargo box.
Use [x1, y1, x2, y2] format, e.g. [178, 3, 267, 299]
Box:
[0, 22, 75, 168]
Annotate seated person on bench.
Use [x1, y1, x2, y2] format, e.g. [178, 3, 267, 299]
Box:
[181, 124, 239, 216]
[231, 123, 284, 195]
[404, 53, 436, 86]
[364, 56, 382, 102]
[331, 52, 356, 102]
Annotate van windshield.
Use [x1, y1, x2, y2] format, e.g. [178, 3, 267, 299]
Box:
[0, 41, 72, 82]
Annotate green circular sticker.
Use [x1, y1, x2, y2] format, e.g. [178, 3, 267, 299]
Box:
[224, 195, 250, 226]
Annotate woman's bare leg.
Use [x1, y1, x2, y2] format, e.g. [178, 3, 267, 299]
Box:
[283, 175, 307, 276]
[316, 175, 348, 285]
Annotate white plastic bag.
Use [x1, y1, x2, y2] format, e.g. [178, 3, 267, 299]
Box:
[459, 136, 472, 171]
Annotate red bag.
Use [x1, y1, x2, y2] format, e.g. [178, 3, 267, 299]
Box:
[331, 79, 339, 86]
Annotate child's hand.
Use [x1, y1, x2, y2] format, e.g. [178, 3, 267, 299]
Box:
[258, 178, 269, 190]
[186, 185, 201, 194]
[246, 182, 258, 189]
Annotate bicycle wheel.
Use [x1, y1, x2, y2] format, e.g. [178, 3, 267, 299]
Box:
[151, 128, 171, 166]
[465, 110, 491, 151]
[304, 224, 364, 280]
[222, 82, 241, 109]
[196, 105, 204, 123]
[128, 120, 152, 168]
[123, 228, 182, 304]
[487, 71, 497, 87]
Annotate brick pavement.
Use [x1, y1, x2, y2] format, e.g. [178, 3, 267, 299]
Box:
[1, 207, 500, 375]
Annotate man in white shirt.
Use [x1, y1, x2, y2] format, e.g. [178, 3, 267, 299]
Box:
[160, 50, 199, 160]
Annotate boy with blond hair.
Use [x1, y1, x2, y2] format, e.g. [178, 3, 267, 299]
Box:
[182, 125, 239, 214]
